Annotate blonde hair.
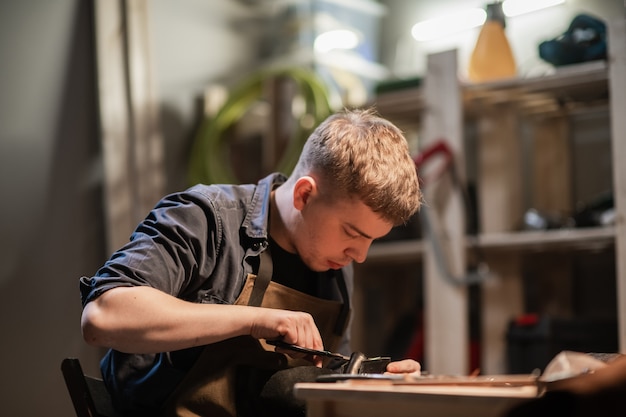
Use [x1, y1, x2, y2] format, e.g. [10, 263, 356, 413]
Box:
[291, 108, 421, 225]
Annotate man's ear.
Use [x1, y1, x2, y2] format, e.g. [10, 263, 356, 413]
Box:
[293, 176, 317, 211]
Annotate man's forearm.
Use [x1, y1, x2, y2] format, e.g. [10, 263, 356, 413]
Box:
[80, 285, 324, 355]
[80, 286, 257, 353]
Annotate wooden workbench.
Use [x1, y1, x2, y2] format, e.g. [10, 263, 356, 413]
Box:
[294, 378, 537, 417]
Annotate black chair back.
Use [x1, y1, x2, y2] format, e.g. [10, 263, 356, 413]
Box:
[61, 358, 122, 417]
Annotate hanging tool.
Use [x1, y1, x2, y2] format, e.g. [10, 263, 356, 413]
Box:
[414, 139, 490, 286]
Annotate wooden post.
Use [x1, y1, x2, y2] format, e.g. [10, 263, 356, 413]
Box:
[94, 0, 135, 255]
[608, 18, 626, 352]
[476, 103, 524, 374]
[125, 0, 165, 221]
[94, 0, 164, 255]
[421, 49, 468, 375]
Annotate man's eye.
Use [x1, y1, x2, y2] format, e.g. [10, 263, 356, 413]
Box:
[345, 229, 359, 238]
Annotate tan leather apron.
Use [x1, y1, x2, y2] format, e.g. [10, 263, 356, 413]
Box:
[160, 250, 350, 417]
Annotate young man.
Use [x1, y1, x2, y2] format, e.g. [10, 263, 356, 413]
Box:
[80, 108, 422, 416]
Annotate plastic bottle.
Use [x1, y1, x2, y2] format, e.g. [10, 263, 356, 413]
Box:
[468, 1, 517, 82]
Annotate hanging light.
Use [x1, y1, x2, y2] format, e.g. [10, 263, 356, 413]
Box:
[411, 8, 487, 41]
[314, 29, 360, 53]
[503, 0, 565, 17]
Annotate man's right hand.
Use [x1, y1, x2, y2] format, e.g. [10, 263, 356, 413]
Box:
[250, 308, 324, 367]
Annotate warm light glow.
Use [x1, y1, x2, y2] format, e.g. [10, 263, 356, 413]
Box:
[314, 29, 359, 53]
[411, 0, 566, 42]
[503, 0, 565, 17]
[411, 8, 486, 42]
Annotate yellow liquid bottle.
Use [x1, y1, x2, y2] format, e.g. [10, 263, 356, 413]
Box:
[468, 2, 517, 82]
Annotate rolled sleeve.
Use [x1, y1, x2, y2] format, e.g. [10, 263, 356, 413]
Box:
[80, 190, 221, 307]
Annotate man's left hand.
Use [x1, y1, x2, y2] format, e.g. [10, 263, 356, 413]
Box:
[385, 359, 421, 376]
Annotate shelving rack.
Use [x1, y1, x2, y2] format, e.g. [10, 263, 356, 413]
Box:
[357, 18, 626, 375]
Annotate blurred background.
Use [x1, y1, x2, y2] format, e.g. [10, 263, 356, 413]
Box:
[0, 0, 623, 415]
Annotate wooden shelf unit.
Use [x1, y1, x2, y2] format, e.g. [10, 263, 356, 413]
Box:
[367, 226, 615, 263]
[356, 19, 626, 375]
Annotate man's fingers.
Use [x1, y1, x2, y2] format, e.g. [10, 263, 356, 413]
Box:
[386, 359, 421, 375]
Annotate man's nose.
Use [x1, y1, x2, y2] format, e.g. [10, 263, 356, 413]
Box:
[346, 241, 371, 264]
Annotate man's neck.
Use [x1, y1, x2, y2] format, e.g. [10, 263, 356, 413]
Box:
[269, 188, 296, 253]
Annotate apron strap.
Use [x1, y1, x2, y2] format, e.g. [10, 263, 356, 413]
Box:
[248, 248, 272, 307]
[333, 269, 350, 336]
[248, 247, 349, 336]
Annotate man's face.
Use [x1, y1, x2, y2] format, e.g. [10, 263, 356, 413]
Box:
[293, 194, 393, 272]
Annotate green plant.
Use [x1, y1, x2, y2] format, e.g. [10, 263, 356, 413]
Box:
[188, 67, 332, 185]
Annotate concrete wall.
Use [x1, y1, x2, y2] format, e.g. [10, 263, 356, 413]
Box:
[0, 1, 104, 415]
[0, 1, 259, 415]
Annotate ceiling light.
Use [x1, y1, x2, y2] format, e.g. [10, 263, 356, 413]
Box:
[411, 0, 566, 42]
[314, 29, 360, 53]
[412, 8, 486, 42]
[503, 0, 565, 17]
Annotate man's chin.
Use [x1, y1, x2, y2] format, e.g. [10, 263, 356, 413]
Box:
[307, 262, 334, 272]
[305, 258, 348, 272]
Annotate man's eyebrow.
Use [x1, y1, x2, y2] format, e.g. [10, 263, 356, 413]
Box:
[346, 223, 372, 239]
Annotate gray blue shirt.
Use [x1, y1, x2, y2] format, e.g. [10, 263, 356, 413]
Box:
[79, 173, 353, 415]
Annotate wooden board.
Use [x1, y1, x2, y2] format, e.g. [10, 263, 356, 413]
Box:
[295, 381, 536, 417]
[608, 18, 626, 352]
[420, 49, 468, 375]
[94, 0, 164, 254]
